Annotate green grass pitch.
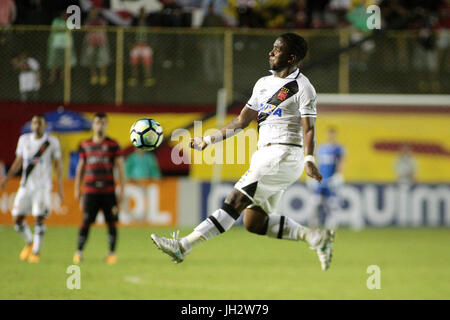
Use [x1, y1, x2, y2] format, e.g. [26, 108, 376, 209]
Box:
[0, 225, 449, 299]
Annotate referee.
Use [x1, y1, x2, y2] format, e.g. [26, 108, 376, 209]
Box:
[73, 112, 125, 264]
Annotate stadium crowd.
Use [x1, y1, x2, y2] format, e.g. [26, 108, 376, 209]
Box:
[3, 0, 448, 30]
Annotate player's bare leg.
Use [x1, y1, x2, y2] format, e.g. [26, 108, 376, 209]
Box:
[74, 220, 92, 264]
[14, 215, 33, 261]
[28, 216, 46, 263]
[105, 221, 118, 265]
[151, 189, 250, 263]
[244, 207, 335, 271]
[151, 188, 334, 270]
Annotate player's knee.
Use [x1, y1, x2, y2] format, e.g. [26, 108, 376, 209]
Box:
[35, 216, 45, 225]
[34, 221, 46, 235]
[14, 215, 24, 225]
[224, 189, 251, 212]
[14, 218, 25, 231]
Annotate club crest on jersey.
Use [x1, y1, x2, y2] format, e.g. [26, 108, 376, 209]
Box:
[277, 87, 289, 101]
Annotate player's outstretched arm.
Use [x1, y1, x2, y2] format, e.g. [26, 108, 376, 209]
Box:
[0, 156, 22, 190]
[190, 106, 257, 151]
[301, 117, 322, 183]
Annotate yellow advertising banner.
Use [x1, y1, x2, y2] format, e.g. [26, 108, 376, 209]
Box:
[42, 111, 449, 184]
[187, 112, 450, 183]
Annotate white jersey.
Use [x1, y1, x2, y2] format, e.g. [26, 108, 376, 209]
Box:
[15, 133, 61, 190]
[246, 68, 317, 149]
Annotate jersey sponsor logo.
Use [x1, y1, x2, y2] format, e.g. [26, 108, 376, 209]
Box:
[258, 103, 283, 117]
[272, 108, 282, 117]
[257, 80, 299, 129]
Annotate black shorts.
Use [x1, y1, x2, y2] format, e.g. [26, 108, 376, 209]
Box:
[83, 193, 119, 224]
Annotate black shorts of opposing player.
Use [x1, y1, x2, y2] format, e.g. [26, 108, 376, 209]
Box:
[83, 193, 119, 224]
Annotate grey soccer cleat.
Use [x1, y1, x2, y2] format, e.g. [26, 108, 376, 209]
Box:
[151, 231, 185, 264]
[312, 229, 335, 271]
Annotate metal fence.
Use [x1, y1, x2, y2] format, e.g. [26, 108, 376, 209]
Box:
[1, 26, 449, 106]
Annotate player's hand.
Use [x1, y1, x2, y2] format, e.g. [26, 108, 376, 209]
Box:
[189, 137, 208, 151]
[305, 162, 322, 183]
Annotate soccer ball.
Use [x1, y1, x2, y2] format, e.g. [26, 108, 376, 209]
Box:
[130, 118, 163, 151]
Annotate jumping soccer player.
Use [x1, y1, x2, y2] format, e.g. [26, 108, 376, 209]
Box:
[151, 33, 335, 270]
[309, 127, 345, 227]
[73, 112, 125, 264]
[1, 114, 64, 263]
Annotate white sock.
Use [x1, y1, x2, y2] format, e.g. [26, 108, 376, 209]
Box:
[194, 208, 237, 239]
[266, 215, 300, 240]
[181, 207, 239, 252]
[180, 231, 205, 253]
[266, 215, 319, 245]
[299, 227, 322, 247]
[32, 223, 46, 254]
[14, 221, 33, 245]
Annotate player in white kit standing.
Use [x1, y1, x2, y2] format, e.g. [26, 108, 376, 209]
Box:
[1, 114, 63, 263]
[151, 33, 335, 270]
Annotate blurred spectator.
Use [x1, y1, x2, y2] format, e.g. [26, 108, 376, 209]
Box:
[259, 0, 290, 28]
[90, 0, 110, 9]
[128, 7, 156, 87]
[308, 127, 345, 228]
[47, 11, 77, 84]
[394, 144, 417, 184]
[17, 0, 49, 25]
[347, 1, 375, 71]
[285, 0, 307, 29]
[437, 0, 450, 73]
[306, 0, 328, 28]
[326, 0, 351, 28]
[0, 0, 16, 25]
[413, 12, 440, 92]
[125, 149, 161, 180]
[379, 0, 409, 29]
[236, 0, 262, 28]
[11, 52, 41, 102]
[200, 3, 225, 83]
[201, 0, 226, 18]
[0, 0, 16, 44]
[201, 2, 224, 26]
[81, 6, 111, 86]
[160, 0, 184, 26]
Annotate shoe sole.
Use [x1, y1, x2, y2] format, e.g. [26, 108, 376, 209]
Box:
[321, 230, 335, 271]
[150, 234, 184, 264]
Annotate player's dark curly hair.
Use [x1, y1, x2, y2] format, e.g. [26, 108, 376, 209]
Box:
[279, 33, 308, 63]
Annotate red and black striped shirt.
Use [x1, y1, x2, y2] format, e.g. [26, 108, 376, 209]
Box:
[80, 137, 121, 194]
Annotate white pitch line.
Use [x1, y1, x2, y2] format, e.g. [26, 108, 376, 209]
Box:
[124, 276, 143, 284]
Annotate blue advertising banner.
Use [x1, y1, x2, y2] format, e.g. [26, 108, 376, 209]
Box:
[201, 183, 450, 228]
